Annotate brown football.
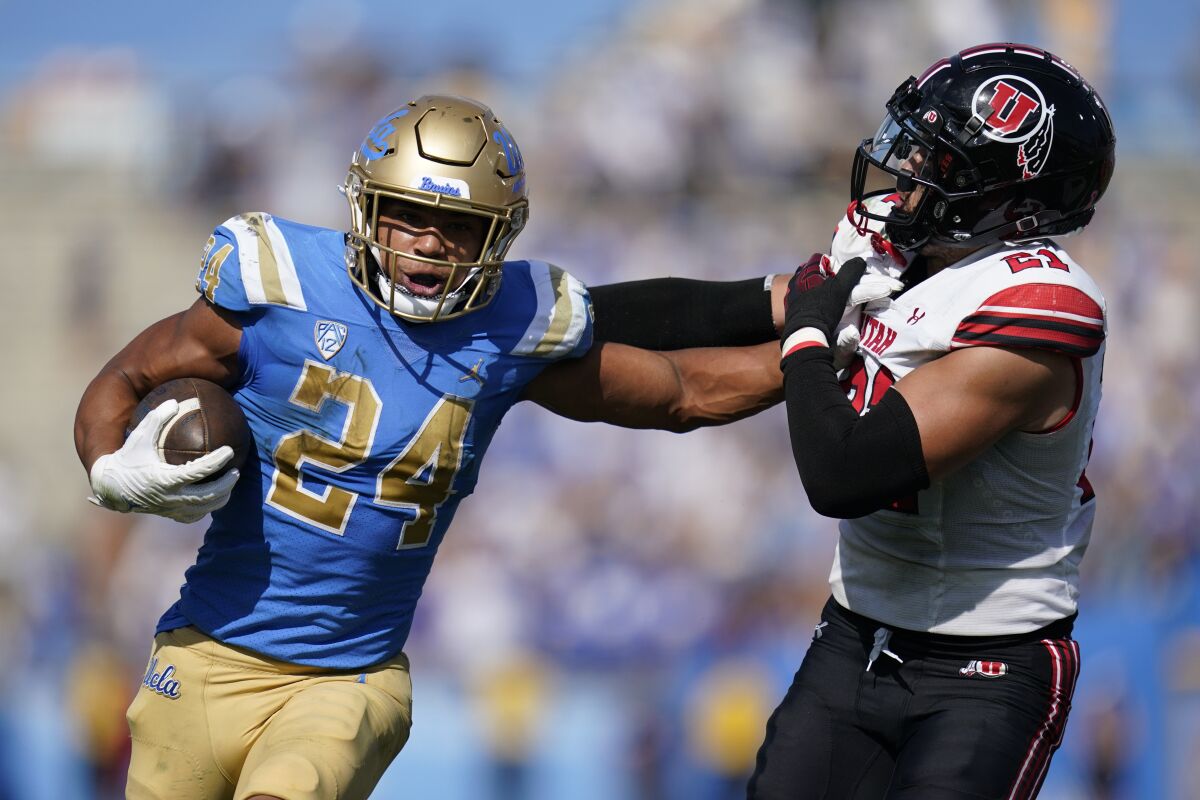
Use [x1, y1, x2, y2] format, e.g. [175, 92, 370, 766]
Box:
[127, 378, 252, 475]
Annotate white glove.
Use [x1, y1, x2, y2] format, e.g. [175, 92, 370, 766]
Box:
[827, 201, 912, 368]
[831, 200, 911, 280]
[831, 267, 905, 370]
[833, 325, 862, 370]
[88, 399, 240, 524]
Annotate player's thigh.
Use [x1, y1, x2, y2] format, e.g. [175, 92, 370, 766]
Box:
[888, 641, 1080, 800]
[234, 656, 413, 800]
[748, 618, 895, 799]
[888, 702, 1060, 800]
[125, 629, 237, 800]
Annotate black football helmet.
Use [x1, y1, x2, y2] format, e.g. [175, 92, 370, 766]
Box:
[850, 43, 1116, 250]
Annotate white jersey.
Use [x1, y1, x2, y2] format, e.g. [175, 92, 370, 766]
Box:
[829, 237, 1106, 635]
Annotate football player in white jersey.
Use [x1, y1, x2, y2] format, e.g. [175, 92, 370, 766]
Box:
[751, 44, 1115, 799]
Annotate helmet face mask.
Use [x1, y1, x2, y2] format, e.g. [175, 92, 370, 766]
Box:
[851, 106, 984, 249]
[850, 44, 1116, 253]
[342, 95, 529, 323]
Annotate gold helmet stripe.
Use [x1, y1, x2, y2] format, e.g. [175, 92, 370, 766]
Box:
[224, 213, 308, 310]
[513, 261, 591, 358]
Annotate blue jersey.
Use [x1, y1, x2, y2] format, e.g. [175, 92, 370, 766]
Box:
[157, 212, 592, 668]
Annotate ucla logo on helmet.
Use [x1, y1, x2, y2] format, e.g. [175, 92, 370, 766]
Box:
[492, 125, 524, 175]
[360, 109, 410, 162]
[972, 75, 1048, 143]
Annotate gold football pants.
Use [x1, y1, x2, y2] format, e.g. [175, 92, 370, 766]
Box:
[125, 626, 412, 800]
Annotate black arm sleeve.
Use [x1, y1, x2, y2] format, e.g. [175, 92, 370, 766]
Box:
[589, 277, 776, 350]
[782, 348, 930, 518]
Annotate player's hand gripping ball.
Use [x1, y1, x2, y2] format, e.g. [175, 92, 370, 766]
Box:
[127, 378, 251, 474]
[88, 379, 251, 523]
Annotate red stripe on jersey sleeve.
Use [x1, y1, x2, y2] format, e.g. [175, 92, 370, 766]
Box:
[977, 283, 1104, 320]
[952, 283, 1105, 357]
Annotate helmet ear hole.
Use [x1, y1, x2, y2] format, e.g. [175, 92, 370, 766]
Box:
[953, 170, 978, 188]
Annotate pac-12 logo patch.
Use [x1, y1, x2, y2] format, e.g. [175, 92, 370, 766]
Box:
[315, 320, 348, 360]
[959, 659, 1008, 678]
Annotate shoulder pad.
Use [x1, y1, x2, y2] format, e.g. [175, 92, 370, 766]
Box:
[952, 282, 1105, 357]
[196, 212, 308, 312]
[510, 260, 593, 359]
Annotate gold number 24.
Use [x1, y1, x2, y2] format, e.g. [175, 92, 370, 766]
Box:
[266, 361, 473, 548]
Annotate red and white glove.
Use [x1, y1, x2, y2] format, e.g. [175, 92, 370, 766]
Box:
[88, 399, 239, 524]
[831, 199, 911, 278]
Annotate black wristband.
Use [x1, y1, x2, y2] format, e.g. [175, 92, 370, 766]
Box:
[782, 348, 929, 518]
[590, 277, 776, 350]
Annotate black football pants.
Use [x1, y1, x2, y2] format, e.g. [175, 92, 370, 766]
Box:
[748, 598, 1079, 799]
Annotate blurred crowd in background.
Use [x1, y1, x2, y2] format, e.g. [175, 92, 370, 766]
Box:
[1, 0, 1198, 797]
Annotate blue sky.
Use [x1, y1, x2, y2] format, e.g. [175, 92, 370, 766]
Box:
[1, 0, 1191, 88]
[0, 0, 635, 91]
[0, 0, 1192, 154]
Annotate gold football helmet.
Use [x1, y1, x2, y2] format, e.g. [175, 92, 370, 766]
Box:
[342, 95, 529, 322]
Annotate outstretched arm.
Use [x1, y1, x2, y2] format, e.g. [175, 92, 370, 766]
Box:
[520, 341, 782, 432]
[589, 276, 789, 349]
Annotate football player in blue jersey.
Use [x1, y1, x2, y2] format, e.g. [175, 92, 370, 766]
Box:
[74, 95, 791, 800]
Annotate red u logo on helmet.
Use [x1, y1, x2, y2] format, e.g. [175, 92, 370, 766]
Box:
[986, 81, 1039, 135]
[973, 76, 1047, 143]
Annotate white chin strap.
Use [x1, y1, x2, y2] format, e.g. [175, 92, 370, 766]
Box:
[371, 245, 473, 320]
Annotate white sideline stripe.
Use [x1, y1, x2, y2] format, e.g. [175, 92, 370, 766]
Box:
[1026, 639, 1080, 796]
[262, 215, 307, 310]
[1006, 639, 1074, 800]
[976, 305, 1102, 326]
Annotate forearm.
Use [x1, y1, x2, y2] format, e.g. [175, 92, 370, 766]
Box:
[590, 277, 782, 350]
[74, 302, 242, 474]
[782, 348, 928, 517]
[75, 366, 142, 473]
[659, 342, 782, 431]
[523, 341, 782, 433]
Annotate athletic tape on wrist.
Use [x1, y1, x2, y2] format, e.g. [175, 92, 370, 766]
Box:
[781, 327, 829, 358]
